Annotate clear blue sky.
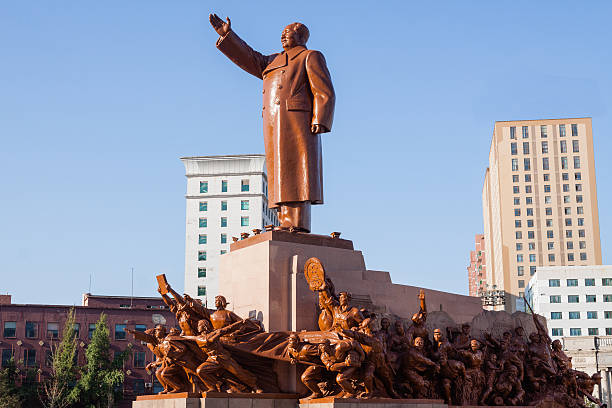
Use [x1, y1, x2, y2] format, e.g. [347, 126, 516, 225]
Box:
[1, 1, 611, 305]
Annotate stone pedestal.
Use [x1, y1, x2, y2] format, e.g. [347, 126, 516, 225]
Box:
[220, 231, 482, 333]
[133, 392, 298, 408]
[299, 397, 446, 408]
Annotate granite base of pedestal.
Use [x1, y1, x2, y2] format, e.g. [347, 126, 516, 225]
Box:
[133, 392, 299, 408]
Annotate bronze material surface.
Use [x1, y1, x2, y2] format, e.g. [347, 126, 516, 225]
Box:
[229, 230, 354, 251]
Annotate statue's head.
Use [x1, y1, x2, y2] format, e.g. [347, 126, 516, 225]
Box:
[154, 324, 166, 339]
[215, 295, 228, 309]
[515, 326, 525, 336]
[394, 320, 405, 336]
[338, 291, 351, 307]
[470, 339, 481, 352]
[288, 333, 299, 348]
[461, 323, 471, 334]
[318, 340, 331, 354]
[433, 328, 443, 343]
[593, 372, 602, 385]
[281, 23, 309, 50]
[197, 319, 213, 334]
[380, 317, 390, 330]
[414, 336, 424, 350]
[552, 339, 562, 351]
[529, 332, 539, 343]
[168, 327, 180, 336]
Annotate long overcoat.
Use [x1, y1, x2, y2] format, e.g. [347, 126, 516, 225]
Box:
[216, 31, 335, 208]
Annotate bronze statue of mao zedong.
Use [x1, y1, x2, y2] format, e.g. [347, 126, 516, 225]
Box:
[209, 14, 336, 233]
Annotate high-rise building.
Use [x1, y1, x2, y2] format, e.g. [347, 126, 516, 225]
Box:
[467, 234, 487, 297]
[482, 118, 602, 311]
[181, 154, 279, 307]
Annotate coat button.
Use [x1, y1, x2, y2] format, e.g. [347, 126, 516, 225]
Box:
[277, 84, 283, 89]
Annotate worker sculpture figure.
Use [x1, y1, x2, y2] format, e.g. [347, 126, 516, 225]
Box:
[209, 14, 336, 233]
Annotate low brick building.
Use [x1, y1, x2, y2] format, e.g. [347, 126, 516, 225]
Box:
[0, 293, 177, 400]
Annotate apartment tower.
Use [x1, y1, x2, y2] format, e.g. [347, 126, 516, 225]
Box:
[182, 155, 279, 307]
[482, 118, 602, 311]
[467, 234, 487, 297]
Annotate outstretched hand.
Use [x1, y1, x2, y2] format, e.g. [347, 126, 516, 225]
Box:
[209, 13, 231, 37]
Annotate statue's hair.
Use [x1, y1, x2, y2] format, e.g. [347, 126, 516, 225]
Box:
[215, 295, 228, 305]
[338, 291, 351, 300]
[291, 22, 310, 45]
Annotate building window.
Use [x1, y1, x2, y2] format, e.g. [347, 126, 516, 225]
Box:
[529, 242, 536, 251]
[550, 312, 562, 320]
[576, 184, 583, 193]
[524, 158, 531, 171]
[561, 157, 568, 169]
[513, 186, 520, 194]
[513, 197, 520, 205]
[134, 351, 146, 368]
[3, 322, 16, 338]
[241, 200, 249, 210]
[199, 234, 207, 244]
[571, 123, 578, 136]
[545, 196, 552, 204]
[540, 125, 548, 138]
[24, 349, 36, 367]
[577, 218, 584, 226]
[241, 216, 249, 227]
[542, 157, 549, 170]
[547, 230, 554, 239]
[510, 126, 516, 139]
[568, 295, 579, 303]
[547, 242, 554, 250]
[579, 241, 586, 249]
[221, 180, 228, 192]
[199, 218, 207, 228]
[525, 208, 533, 216]
[564, 207, 571, 215]
[198, 286, 206, 296]
[1, 349, 14, 367]
[577, 206, 584, 214]
[576, 195, 583, 203]
[573, 156, 580, 169]
[200, 181, 208, 193]
[221, 201, 228, 211]
[25, 322, 38, 338]
[586, 295, 596, 303]
[565, 218, 572, 227]
[564, 195, 571, 203]
[570, 328, 582, 336]
[522, 142, 529, 154]
[517, 266, 524, 276]
[511, 159, 518, 171]
[73, 323, 80, 338]
[588, 328, 599, 336]
[568, 253, 575, 262]
[572, 139, 580, 153]
[548, 254, 555, 262]
[559, 124, 566, 137]
[511, 142, 517, 155]
[549, 279, 560, 287]
[199, 202, 208, 211]
[522, 126, 529, 138]
[545, 207, 552, 216]
[567, 279, 578, 287]
[544, 185, 550, 193]
[512, 175, 519, 183]
[525, 174, 532, 182]
[606, 311, 612, 319]
[198, 267, 207, 278]
[550, 295, 561, 303]
[525, 185, 532, 193]
[585, 278, 595, 286]
[241, 179, 250, 192]
[587, 311, 598, 319]
[518, 280, 525, 288]
[578, 229, 585, 237]
[566, 231, 573, 239]
[528, 231, 535, 239]
[88, 323, 96, 339]
[220, 250, 227, 255]
[562, 172, 569, 181]
[514, 209, 521, 216]
[529, 254, 536, 262]
[543, 173, 549, 181]
[605, 295, 612, 302]
[580, 253, 587, 261]
[569, 311, 580, 319]
[560, 140, 567, 153]
[545, 219, 553, 227]
[541, 141, 548, 153]
[551, 328, 563, 336]
[198, 251, 207, 261]
[516, 243, 523, 251]
[562, 184, 570, 192]
[526, 197, 533, 204]
[517, 254, 523, 262]
[530, 266, 536, 275]
[221, 234, 227, 244]
[221, 217, 227, 227]
[135, 324, 147, 332]
[515, 231, 522, 239]
[115, 324, 127, 340]
[47, 323, 59, 339]
[575, 172, 582, 181]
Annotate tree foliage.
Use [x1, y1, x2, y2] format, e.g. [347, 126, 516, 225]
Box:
[72, 313, 130, 408]
[40, 308, 78, 408]
[0, 357, 22, 408]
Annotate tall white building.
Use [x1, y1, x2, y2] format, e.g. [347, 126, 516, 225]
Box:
[181, 154, 279, 306]
[526, 265, 612, 340]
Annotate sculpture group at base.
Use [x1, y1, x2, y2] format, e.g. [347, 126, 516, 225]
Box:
[132, 260, 601, 407]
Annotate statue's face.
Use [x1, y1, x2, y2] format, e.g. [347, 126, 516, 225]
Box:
[215, 296, 225, 309]
[552, 340, 561, 351]
[395, 321, 404, 336]
[281, 25, 299, 50]
[515, 327, 524, 336]
[288, 335, 299, 348]
[470, 340, 480, 351]
[433, 330, 442, 342]
[380, 318, 390, 330]
[414, 337, 424, 349]
[339, 293, 349, 307]
[154, 326, 166, 339]
[462, 325, 470, 334]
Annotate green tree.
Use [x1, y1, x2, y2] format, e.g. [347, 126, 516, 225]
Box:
[72, 313, 130, 408]
[0, 357, 22, 408]
[40, 308, 78, 408]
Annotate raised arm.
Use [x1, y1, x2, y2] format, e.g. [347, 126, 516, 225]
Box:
[210, 13, 274, 79]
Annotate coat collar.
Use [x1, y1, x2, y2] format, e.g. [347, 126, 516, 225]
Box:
[263, 46, 308, 76]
